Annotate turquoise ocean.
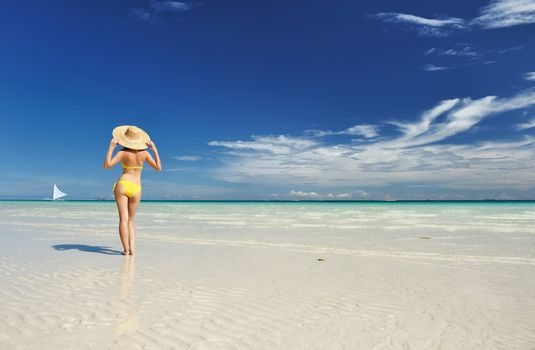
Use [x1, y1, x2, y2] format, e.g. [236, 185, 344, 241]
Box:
[1, 200, 534, 263]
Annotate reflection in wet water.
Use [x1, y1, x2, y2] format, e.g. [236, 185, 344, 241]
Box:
[116, 257, 139, 335]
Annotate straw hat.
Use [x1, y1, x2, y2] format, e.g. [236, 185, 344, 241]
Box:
[112, 125, 150, 150]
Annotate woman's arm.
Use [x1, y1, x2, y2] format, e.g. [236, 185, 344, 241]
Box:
[145, 140, 162, 171]
[103, 138, 123, 169]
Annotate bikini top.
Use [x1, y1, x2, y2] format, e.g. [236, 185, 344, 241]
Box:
[121, 162, 143, 170]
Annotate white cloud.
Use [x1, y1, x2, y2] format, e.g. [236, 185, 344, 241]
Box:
[375, 0, 535, 34]
[150, 1, 191, 12]
[497, 46, 524, 54]
[327, 191, 370, 199]
[289, 190, 322, 199]
[345, 125, 379, 138]
[425, 46, 479, 57]
[352, 190, 370, 199]
[208, 135, 318, 155]
[208, 90, 535, 190]
[130, 1, 192, 23]
[389, 98, 460, 142]
[516, 118, 535, 130]
[388, 91, 535, 148]
[422, 46, 484, 71]
[290, 190, 370, 200]
[375, 12, 466, 37]
[472, 0, 535, 28]
[129, 8, 153, 22]
[375, 13, 466, 27]
[306, 124, 379, 138]
[423, 64, 449, 71]
[327, 192, 352, 199]
[174, 155, 202, 161]
[525, 72, 535, 81]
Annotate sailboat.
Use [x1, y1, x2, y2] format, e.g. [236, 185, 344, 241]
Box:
[53, 184, 67, 200]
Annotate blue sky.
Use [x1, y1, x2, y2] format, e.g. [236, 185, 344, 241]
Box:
[1, 0, 535, 200]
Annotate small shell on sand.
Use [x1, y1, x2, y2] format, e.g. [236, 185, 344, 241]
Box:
[418, 236, 431, 239]
[317, 258, 326, 261]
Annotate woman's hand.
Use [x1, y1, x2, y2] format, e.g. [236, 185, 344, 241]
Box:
[146, 140, 157, 150]
[109, 137, 119, 149]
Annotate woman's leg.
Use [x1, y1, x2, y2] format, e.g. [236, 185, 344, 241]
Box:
[127, 191, 142, 255]
[114, 187, 130, 255]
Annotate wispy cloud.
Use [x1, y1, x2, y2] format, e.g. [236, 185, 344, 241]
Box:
[289, 190, 322, 199]
[150, 1, 191, 12]
[345, 125, 380, 138]
[305, 124, 379, 138]
[208, 90, 535, 190]
[423, 64, 450, 71]
[130, 1, 193, 23]
[374, 13, 466, 28]
[389, 91, 535, 148]
[472, 0, 535, 29]
[374, 12, 466, 37]
[374, 0, 535, 34]
[130, 8, 154, 22]
[329, 190, 370, 199]
[286, 190, 370, 200]
[208, 135, 318, 155]
[424, 46, 479, 57]
[516, 118, 535, 130]
[174, 155, 202, 161]
[422, 44, 523, 71]
[497, 46, 524, 54]
[525, 71, 535, 81]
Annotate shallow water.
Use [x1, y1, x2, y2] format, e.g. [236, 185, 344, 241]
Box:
[1, 200, 534, 263]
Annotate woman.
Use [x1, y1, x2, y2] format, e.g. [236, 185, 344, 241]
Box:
[103, 125, 162, 255]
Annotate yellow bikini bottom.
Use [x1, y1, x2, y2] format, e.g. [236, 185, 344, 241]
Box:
[112, 179, 142, 198]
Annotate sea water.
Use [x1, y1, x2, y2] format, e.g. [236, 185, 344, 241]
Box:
[1, 200, 534, 264]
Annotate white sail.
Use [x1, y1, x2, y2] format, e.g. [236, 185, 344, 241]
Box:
[53, 184, 67, 200]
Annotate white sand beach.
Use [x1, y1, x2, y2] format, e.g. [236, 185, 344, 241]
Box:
[1, 201, 535, 349]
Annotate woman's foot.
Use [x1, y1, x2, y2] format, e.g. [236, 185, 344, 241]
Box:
[129, 250, 135, 256]
[122, 250, 130, 256]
